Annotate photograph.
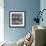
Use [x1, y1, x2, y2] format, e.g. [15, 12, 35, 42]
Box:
[9, 11, 25, 27]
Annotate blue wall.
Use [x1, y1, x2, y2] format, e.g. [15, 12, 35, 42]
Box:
[40, 0, 46, 27]
[4, 0, 40, 42]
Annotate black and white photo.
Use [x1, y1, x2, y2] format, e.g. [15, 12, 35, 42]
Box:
[9, 11, 25, 27]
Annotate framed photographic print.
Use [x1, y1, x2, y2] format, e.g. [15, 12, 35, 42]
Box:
[9, 11, 26, 28]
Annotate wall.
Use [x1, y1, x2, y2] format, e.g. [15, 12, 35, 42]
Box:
[40, 0, 46, 27]
[4, 0, 40, 42]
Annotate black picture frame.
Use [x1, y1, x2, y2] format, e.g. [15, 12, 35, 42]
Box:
[9, 11, 26, 28]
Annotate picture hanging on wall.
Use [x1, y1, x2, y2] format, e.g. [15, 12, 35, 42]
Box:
[9, 11, 26, 28]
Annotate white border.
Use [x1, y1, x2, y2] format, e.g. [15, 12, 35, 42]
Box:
[10, 12, 25, 27]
